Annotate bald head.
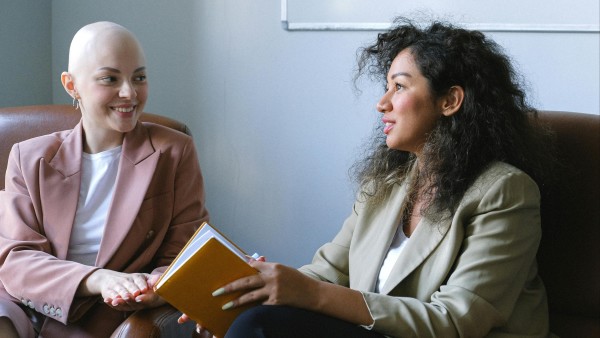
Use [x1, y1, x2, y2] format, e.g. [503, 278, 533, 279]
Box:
[61, 21, 149, 151]
[67, 21, 145, 75]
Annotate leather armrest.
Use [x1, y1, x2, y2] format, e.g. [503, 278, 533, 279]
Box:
[110, 304, 195, 338]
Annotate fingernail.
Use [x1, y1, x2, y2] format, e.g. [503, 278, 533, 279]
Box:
[222, 301, 234, 310]
[212, 288, 225, 297]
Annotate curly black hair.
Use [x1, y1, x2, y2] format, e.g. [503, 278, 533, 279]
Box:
[353, 17, 555, 216]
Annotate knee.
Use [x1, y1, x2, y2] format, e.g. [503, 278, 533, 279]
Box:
[0, 317, 20, 338]
[225, 305, 276, 338]
[0, 300, 36, 338]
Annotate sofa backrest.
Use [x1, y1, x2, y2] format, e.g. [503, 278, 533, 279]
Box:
[0, 104, 191, 191]
[536, 110, 600, 337]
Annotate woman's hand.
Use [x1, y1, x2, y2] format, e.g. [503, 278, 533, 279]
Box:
[210, 256, 372, 328]
[215, 260, 321, 311]
[178, 313, 216, 338]
[78, 269, 166, 311]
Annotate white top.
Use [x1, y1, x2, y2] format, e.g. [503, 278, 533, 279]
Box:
[67, 146, 122, 266]
[375, 222, 410, 293]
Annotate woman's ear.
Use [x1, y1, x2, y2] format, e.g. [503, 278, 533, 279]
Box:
[61, 72, 78, 98]
[440, 86, 464, 117]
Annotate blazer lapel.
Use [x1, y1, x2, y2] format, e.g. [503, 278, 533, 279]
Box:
[96, 123, 159, 267]
[353, 181, 409, 292]
[380, 208, 451, 295]
[39, 123, 83, 259]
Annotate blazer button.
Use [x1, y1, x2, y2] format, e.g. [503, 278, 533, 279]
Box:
[43, 304, 50, 314]
[146, 230, 155, 239]
[27, 300, 34, 309]
[21, 298, 28, 306]
[50, 306, 56, 316]
[56, 307, 62, 318]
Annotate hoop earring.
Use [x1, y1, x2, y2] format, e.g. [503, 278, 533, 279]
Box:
[72, 97, 80, 110]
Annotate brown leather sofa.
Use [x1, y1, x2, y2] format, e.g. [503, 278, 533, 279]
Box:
[0, 105, 195, 337]
[1, 105, 599, 337]
[536, 111, 599, 338]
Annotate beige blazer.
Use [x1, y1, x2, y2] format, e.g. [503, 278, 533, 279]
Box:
[0, 121, 209, 337]
[299, 162, 551, 338]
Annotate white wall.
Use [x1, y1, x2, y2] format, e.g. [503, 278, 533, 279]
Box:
[0, 0, 52, 107]
[19, 0, 600, 267]
[489, 32, 599, 115]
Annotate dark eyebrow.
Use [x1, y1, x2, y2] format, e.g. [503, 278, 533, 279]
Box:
[391, 72, 412, 80]
[97, 67, 120, 73]
[96, 66, 146, 73]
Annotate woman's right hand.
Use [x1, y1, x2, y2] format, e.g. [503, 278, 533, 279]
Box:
[219, 260, 320, 310]
[178, 313, 216, 338]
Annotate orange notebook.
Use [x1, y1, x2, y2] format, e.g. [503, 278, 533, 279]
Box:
[154, 222, 259, 338]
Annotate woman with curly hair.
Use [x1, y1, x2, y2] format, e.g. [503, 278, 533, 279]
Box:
[185, 17, 555, 338]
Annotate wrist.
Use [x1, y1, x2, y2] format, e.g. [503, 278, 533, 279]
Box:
[78, 269, 103, 296]
[310, 280, 327, 312]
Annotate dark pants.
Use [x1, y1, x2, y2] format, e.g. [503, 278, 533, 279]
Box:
[225, 305, 385, 338]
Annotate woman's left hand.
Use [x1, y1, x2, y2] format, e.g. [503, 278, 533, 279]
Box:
[215, 260, 320, 311]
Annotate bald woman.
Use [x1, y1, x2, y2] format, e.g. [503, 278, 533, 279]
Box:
[0, 21, 209, 337]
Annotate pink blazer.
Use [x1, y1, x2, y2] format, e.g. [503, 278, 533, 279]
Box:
[0, 121, 209, 336]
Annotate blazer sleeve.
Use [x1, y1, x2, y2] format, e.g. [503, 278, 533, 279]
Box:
[363, 171, 544, 337]
[0, 144, 98, 325]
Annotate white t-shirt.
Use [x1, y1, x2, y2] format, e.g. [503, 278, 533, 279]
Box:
[66, 146, 122, 266]
[375, 222, 410, 293]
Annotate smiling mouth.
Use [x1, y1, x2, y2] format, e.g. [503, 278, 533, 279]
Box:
[384, 122, 394, 134]
[112, 106, 135, 113]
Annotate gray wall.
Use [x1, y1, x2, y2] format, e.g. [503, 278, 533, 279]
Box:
[5, 1, 600, 267]
[0, 0, 52, 106]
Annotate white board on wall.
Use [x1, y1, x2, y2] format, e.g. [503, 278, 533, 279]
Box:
[282, 0, 600, 32]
